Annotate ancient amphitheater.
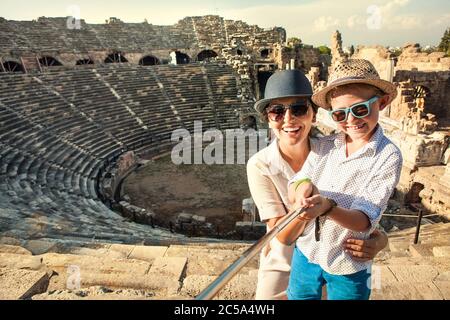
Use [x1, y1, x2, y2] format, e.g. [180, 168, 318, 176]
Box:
[0, 16, 449, 301]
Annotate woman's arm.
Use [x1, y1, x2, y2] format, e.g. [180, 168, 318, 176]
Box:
[275, 215, 309, 245]
[344, 229, 388, 262]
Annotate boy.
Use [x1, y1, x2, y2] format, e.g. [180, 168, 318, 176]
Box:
[278, 59, 403, 300]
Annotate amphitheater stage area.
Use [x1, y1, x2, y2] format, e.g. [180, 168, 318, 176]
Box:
[122, 155, 251, 238]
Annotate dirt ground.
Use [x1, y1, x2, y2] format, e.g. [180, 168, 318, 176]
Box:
[122, 155, 251, 234]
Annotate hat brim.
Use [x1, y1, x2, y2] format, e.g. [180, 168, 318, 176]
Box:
[312, 78, 398, 110]
[254, 94, 312, 113]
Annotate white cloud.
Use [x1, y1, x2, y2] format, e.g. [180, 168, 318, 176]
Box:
[313, 16, 340, 32]
[347, 14, 365, 29]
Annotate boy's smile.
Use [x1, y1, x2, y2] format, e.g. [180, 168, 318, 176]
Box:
[330, 88, 387, 145]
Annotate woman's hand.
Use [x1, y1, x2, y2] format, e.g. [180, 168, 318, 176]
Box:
[344, 229, 388, 262]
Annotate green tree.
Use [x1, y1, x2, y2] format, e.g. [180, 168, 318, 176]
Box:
[349, 45, 355, 56]
[287, 37, 303, 49]
[317, 45, 331, 55]
[438, 28, 450, 56]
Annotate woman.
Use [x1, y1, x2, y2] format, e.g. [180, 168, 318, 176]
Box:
[247, 70, 388, 300]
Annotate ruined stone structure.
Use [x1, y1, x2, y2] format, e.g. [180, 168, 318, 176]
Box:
[0, 61, 252, 243]
[330, 30, 346, 65]
[0, 16, 449, 302]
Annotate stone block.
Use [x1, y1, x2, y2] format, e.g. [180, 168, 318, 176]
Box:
[0, 268, 49, 300]
[408, 244, 434, 258]
[370, 282, 444, 300]
[128, 245, 168, 262]
[388, 265, 439, 283]
[388, 239, 410, 253]
[191, 215, 206, 224]
[148, 257, 187, 281]
[41, 253, 151, 276]
[0, 244, 32, 255]
[177, 213, 193, 223]
[432, 281, 450, 300]
[24, 240, 57, 255]
[109, 244, 135, 257]
[0, 237, 22, 246]
[0, 253, 44, 270]
[432, 246, 450, 257]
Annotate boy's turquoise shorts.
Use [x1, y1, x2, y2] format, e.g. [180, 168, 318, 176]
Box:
[287, 247, 371, 300]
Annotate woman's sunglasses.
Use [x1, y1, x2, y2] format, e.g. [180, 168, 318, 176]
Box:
[266, 100, 310, 122]
[329, 96, 379, 123]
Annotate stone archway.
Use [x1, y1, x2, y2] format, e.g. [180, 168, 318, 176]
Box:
[173, 51, 190, 65]
[260, 49, 269, 59]
[197, 50, 218, 62]
[413, 85, 431, 115]
[2, 61, 24, 73]
[39, 56, 62, 67]
[139, 55, 160, 66]
[105, 52, 128, 63]
[76, 58, 94, 65]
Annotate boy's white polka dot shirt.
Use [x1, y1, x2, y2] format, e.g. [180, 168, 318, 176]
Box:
[289, 125, 402, 275]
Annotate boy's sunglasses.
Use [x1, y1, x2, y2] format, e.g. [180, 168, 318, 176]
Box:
[266, 99, 310, 122]
[328, 96, 379, 123]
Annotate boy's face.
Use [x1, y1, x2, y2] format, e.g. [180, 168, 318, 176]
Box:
[330, 86, 388, 143]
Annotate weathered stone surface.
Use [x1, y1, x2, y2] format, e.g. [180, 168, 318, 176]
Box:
[388, 239, 411, 253]
[128, 245, 168, 262]
[165, 245, 255, 276]
[0, 253, 44, 270]
[409, 244, 434, 258]
[432, 246, 450, 257]
[181, 274, 256, 300]
[109, 244, 135, 257]
[148, 257, 187, 281]
[432, 281, 450, 300]
[371, 265, 398, 286]
[67, 247, 126, 259]
[0, 268, 49, 300]
[40, 253, 151, 275]
[388, 265, 439, 283]
[370, 282, 444, 300]
[24, 240, 57, 255]
[0, 237, 22, 246]
[435, 271, 450, 282]
[0, 244, 32, 255]
[32, 286, 154, 300]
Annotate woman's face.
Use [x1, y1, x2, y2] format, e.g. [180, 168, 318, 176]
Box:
[266, 96, 314, 146]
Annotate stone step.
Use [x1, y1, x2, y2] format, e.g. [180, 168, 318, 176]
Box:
[433, 246, 450, 258]
[370, 282, 447, 300]
[0, 244, 32, 255]
[0, 268, 50, 300]
[180, 273, 257, 300]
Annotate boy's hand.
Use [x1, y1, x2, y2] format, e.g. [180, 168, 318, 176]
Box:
[297, 194, 332, 220]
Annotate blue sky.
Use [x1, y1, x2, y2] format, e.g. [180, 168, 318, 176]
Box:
[2, 0, 449, 47]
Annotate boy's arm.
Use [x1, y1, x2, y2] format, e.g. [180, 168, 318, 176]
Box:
[294, 150, 402, 233]
[298, 195, 371, 232]
[348, 152, 402, 234]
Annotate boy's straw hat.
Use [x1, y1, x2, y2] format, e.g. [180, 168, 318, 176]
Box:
[312, 59, 398, 110]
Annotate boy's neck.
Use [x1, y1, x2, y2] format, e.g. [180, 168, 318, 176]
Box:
[345, 125, 378, 157]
